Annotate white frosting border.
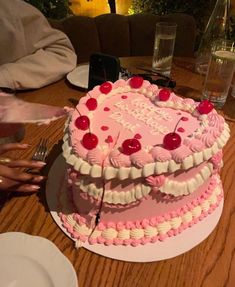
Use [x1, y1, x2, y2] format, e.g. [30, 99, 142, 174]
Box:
[62, 124, 229, 180]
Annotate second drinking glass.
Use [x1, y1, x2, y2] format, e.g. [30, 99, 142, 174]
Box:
[202, 40, 235, 108]
[152, 22, 177, 77]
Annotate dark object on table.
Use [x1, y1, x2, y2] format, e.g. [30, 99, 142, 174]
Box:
[88, 53, 120, 90]
[0, 87, 15, 94]
[132, 73, 176, 88]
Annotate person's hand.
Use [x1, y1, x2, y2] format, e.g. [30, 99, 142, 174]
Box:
[0, 143, 46, 193]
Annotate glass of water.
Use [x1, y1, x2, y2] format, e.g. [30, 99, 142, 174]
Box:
[202, 40, 235, 108]
[152, 22, 177, 77]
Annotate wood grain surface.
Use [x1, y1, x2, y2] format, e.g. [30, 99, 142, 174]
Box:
[0, 57, 235, 287]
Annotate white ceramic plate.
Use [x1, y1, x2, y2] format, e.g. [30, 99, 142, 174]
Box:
[0, 232, 78, 287]
[67, 64, 89, 89]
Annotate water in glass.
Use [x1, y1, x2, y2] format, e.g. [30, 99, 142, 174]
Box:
[152, 34, 176, 76]
[202, 49, 235, 107]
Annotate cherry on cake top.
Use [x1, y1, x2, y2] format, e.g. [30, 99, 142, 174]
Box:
[67, 79, 226, 176]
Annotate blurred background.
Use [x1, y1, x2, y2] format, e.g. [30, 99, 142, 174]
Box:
[24, 0, 235, 51]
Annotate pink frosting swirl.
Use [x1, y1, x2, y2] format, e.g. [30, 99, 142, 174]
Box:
[147, 84, 159, 94]
[113, 79, 126, 88]
[107, 222, 116, 229]
[183, 98, 195, 106]
[207, 112, 224, 129]
[130, 150, 153, 168]
[183, 138, 204, 152]
[210, 151, 223, 169]
[195, 131, 215, 148]
[150, 146, 172, 162]
[171, 146, 192, 162]
[207, 128, 221, 138]
[72, 140, 87, 158]
[109, 149, 131, 167]
[171, 94, 182, 104]
[116, 221, 125, 231]
[89, 85, 104, 98]
[77, 86, 100, 108]
[146, 175, 166, 187]
[86, 148, 104, 166]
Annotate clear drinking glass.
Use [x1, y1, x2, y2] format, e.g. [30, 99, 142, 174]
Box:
[202, 40, 235, 108]
[195, 0, 230, 76]
[152, 22, 177, 77]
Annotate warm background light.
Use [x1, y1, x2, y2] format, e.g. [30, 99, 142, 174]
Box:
[70, 0, 132, 17]
[70, 0, 235, 18]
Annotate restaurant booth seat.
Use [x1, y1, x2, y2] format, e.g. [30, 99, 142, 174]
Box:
[49, 13, 196, 64]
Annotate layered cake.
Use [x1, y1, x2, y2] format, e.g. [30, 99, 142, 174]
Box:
[61, 77, 230, 246]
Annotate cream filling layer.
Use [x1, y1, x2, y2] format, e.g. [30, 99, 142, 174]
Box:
[76, 180, 151, 205]
[159, 163, 213, 196]
[73, 163, 213, 205]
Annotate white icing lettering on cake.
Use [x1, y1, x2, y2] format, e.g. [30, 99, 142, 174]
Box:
[109, 112, 140, 132]
[113, 99, 171, 135]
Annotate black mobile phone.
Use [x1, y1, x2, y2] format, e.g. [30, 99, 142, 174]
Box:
[88, 53, 120, 90]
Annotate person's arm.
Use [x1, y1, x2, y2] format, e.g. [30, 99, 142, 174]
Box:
[0, 0, 77, 90]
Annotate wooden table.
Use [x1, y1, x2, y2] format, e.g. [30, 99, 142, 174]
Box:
[1, 57, 235, 287]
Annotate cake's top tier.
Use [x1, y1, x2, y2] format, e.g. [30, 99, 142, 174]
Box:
[63, 78, 230, 180]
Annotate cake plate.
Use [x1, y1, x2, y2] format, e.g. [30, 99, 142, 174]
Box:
[46, 155, 223, 263]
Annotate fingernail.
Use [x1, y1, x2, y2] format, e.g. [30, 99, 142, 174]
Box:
[31, 185, 40, 190]
[35, 161, 46, 166]
[34, 176, 44, 181]
[21, 144, 31, 148]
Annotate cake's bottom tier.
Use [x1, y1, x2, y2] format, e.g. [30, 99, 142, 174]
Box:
[59, 174, 223, 246]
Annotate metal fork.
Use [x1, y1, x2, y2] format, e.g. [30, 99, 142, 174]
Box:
[24, 138, 48, 172]
[31, 138, 48, 162]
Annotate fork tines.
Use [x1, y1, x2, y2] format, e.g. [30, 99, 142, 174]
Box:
[32, 138, 48, 162]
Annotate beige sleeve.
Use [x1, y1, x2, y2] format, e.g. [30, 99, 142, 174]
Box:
[0, 1, 77, 90]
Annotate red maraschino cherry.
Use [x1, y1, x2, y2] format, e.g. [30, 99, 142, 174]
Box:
[86, 98, 97, 111]
[163, 117, 184, 150]
[197, 99, 214, 114]
[158, 88, 171, 101]
[122, 138, 141, 155]
[100, 82, 112, 94]
[82, 132, 98, 150]
[163, 132, 181, 150]
[75, 115, 90, 130]
[129, 76, 144, 89]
